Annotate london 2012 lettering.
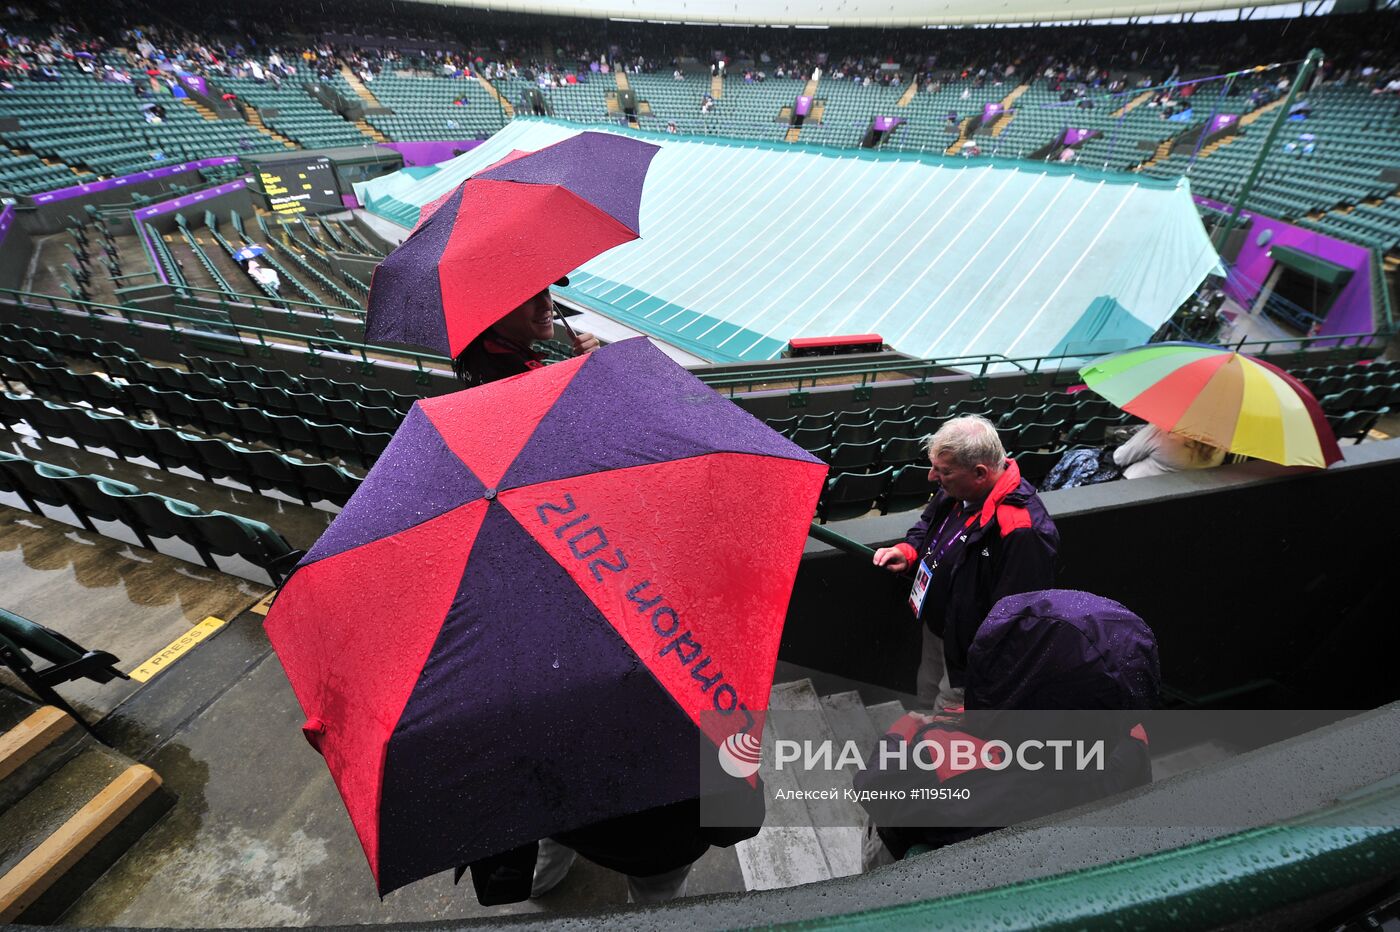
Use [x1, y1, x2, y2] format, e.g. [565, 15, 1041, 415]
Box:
[534, 493, 757, 735]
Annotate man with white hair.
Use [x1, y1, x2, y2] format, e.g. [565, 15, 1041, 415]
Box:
[873, 415, 1059, 711]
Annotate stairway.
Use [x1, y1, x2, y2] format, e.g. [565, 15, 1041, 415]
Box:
[988, 84, 1029, 136]
[785, 77, 820, 143]
[1237, 94, 1290, 127]
[1134, 135, 1183, 172]
[1136, 95, 1290, 174]
[733, 678, 907, 890]
[243, 107, 297, 149]
[944, 117, 977, 156]
[179, 99, 221, 122]
[613, 72, 640, 128]
[0, 690, 171, 923]
[338, 66, 384, 109]
[354, 119, 387, 143]
[711, 74, 724, 100]
[895, 81, 919, 108]
[476, 73, 514, 119]
[1111, 89, 1155, 119]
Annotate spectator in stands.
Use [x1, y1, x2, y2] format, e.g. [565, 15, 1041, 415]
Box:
[872, 416, 1059, 712]
[1112, 424, 1224, 479]
[245, 259, 281, 297]
[451, 281, 598, 387]
[858, 589, 1159, 866]
[1041, 422, 1223, 490]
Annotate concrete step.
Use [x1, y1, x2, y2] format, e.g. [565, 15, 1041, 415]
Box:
[768, 681, 866, 878]
[0, 746, 169, 922]
[733, 679, 832, 891]
[819, 691, 881, 752]
[0, 703, 82, 811]
[866, 700, 907, 736]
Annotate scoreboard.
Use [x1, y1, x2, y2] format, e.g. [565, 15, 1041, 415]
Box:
[256, 157, 340, 215]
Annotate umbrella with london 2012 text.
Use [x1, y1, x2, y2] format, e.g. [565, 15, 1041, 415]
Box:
[263, 337, 827, 895]
[1078, 342, 1342, 468]
[366, 132, 660, 357]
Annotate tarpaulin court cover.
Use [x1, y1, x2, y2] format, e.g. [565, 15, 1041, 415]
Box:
[356, 118, 1221, 365]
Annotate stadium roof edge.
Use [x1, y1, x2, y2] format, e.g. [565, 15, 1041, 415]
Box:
[389, 0, 1313, 28]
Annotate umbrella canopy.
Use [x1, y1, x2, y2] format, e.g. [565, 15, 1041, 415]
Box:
[1078, 342, 1342, 468]
[367, 132, 660, 357]
[263, 338, 826, 895]
[232, 245, 265, 261]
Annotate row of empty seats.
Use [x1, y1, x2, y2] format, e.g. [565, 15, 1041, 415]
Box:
[0, 449, 299, 584]
[0, 390, 361, 509]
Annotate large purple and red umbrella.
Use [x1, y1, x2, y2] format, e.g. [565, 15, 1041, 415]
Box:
[366, 132, 660, 356]
[263, 338, 826, 895]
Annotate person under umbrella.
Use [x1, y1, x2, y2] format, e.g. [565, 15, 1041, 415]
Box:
[858, 589, 1160, 864]
[451, 277, 598, 388]
[263, 338, 827, 903]
[366, 132, 659, 376]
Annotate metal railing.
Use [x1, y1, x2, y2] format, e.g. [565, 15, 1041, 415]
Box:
[3, 285, 1389, 397]
[700, 329, 1388, 396]
[0, 287, 450, 381]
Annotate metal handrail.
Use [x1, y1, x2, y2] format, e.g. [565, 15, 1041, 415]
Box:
[165, 283, 366, 321]
[0, 287, 451, 378]
[2, 285, 1386, 395]
[701, 330, 1386, 395]
[1373, 246, 1395, 335]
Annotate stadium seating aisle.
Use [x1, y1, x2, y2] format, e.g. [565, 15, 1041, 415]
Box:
[0, 61, 283, 184]
[367, 63, 511, 140]
[216, 69, 376, 150]
[1142, 83, 1400, 243]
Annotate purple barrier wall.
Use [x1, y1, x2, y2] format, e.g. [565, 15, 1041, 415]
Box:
[133, 178, 250, 220]
[872, 116, 904, 132]
[0, 204, 14, 250]
[376, 139, 483, 167]
[982, 103, 1002, 122]
[32, 156, 239, 205]
[179, 74, 208, 96]
[1062, 128, 1099, 146]
[1196, 195, 1375, 337]
[794, 96, 812, 118]
[1208, 113, 1239, 135]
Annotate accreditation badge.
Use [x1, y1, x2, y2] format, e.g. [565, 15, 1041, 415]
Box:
[909, 558, 933, 616]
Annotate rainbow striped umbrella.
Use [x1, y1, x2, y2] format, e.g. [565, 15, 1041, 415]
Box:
[1078, 343, 1342, 468]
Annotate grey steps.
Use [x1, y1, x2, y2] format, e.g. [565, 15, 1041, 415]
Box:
[819, 691, 882, 753]
[0, 750, 129, 878]
[734, 680, 832, 891]
[768, 681, 867, 878]
[0, 737, 170, 923]
[0, 697, 84, 812]
[736, 682, 910, 891]
[866, 700, 908, 736]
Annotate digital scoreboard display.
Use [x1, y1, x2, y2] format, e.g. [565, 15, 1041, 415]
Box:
[257, 157, 339, 215]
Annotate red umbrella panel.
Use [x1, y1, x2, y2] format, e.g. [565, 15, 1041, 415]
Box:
[367, 132, 660, 357]
[263, 338, 826, 895]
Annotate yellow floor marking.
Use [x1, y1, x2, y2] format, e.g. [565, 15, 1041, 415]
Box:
[249, 590, 278, 616]
[128, 616, 226, 683]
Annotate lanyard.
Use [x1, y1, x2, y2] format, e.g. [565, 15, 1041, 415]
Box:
[927, 503, 978, 568]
